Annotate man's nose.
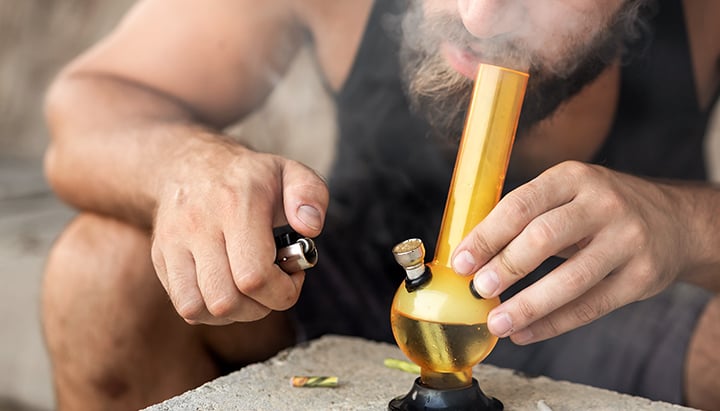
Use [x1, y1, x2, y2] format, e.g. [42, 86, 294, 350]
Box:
[456, 0, 521, 39]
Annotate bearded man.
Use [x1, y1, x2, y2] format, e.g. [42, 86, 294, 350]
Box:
[43, 1, 720, 409]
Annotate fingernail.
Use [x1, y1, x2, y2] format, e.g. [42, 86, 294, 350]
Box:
[488, 312, 513, 336]
[297, 205, 321, 230]
[473, 270, 499, 297]
[512, 328, 535, 345]
[452, 250, 476, 275]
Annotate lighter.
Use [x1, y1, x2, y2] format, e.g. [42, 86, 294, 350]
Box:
[273, 225, 319, 273]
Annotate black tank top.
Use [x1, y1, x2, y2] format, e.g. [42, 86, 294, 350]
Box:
[593, 1, 711, 179]
[302, 0, 715, 341]
[328, 0, 712, 245]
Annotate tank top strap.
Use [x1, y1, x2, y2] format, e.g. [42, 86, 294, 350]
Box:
[593, 0, 710, 180]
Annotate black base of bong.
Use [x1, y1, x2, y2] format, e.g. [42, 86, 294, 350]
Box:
[388, 377, 503, 411]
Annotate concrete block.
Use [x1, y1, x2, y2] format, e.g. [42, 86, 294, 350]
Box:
[145, 335, 694, 411]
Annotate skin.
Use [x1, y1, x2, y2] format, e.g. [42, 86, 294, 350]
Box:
[431, 0, 623, 75]
[42, 0, 720, 409]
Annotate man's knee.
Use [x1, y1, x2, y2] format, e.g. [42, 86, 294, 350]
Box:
[45, 213, 152, 283]
[44, 212, 154, 293]
[41, 213, 214, 409]
[42, 213, 160, 333]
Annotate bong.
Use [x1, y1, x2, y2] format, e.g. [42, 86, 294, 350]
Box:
[389, 64, 528, 411]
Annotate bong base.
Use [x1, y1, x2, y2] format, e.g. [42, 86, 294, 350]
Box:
[388, 378, 503, 411]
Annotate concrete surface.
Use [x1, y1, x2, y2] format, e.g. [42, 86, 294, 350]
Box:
[144, 335, 695, 411]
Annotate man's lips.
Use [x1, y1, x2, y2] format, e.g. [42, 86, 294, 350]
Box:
[440, 42, 482, 79]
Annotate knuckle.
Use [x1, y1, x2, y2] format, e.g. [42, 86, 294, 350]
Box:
[504, 189, 537, 223]
[233, 270, 268, 295]
[176, 299, 206, 322]
[498, 251, 524, 278]
[470, 231, 496, 257]
[633, 257, 652, 279]
[206, 296, 238, 318]
[565, 255, 602, 292]
[183, 209, 204, 233]
[573, 301, 599, 325]
[590, 186, 626, 218]
[216, 184, 240, 210]
[558, 160, 594, 180]
[622, 219, 649, 248]
[515, 299, 539, 323]
[632, 260, 661, 296]
[524, 218, 556, 250]
[573, 293, 617, 326]
[596, 292, 619, 316]
[541, 315, 563, 338]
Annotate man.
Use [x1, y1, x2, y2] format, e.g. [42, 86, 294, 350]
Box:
[43, 0, 720, 409]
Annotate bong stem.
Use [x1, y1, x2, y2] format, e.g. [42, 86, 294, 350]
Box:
[432, 65, 528, 270]
[420, 64, 528, 389]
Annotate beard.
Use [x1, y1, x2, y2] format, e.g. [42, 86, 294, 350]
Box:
[399, 1, 656, 141]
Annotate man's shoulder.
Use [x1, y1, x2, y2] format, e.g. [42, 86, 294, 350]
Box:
[287, 0, 375, 92]
[288, 0, 374, 32]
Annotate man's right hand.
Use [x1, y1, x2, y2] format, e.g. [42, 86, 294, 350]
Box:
[150, 134, 329, 325]
[43, 0, 323, 325]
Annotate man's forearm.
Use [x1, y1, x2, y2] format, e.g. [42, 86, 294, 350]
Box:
[44, 71, 234, 228]
[669, 181, 720, 289]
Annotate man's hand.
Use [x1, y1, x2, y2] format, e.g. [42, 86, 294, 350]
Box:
[451, 160, 691, 344]
[42, 0, 324, 327]
[150, 134, 328, 325]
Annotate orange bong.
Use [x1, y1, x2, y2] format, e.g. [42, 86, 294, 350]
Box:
[388, 64, 528, 411]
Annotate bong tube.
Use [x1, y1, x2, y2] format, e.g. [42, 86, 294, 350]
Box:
[433, 64, 528, 269]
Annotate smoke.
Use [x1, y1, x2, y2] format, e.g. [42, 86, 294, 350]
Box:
[399, 0, 656, 141]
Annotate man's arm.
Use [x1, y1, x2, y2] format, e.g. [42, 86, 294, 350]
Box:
[44, 0, 329, 324]
[45, 0, 306, 225]
[448, 0, 720, 344]
[451, 162, 720, 343]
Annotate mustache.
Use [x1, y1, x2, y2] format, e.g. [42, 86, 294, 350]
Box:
[399, 3, 527, 142]
[402, 4, 531, 72]
[401, 0, 655, 80]
[399, 0, 657, 142]
[399, 43, 471, 141]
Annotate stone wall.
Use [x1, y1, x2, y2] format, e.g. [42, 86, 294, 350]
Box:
[1, 0, 133, 158]
[0, 0, 337, 173]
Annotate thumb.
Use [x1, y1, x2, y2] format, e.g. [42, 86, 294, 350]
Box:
[281, 160, 329, 238]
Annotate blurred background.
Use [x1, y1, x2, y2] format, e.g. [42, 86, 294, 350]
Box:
[0, 1, 335, 410]
[1, 1, 719, 411]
